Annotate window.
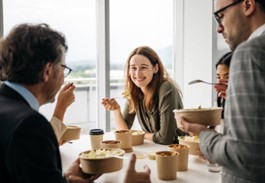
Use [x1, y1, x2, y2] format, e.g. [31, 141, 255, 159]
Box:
[109, 0, 173, 130]
[2, 0, 97, 134]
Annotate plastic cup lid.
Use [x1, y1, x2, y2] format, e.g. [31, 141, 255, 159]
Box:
[89, 129, 104, 135]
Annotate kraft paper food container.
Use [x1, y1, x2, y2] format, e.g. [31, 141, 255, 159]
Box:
[178, 136, 200, 156]
[131, 130, 145, 146]
[101, 140, 121, 149]
[168, 144, 190, 171]
[156, 151, 179, 180]
[115, 130, 132, 150]
[79, 148, 125, 174]
[173, 107, 222, 126]
[60, 126, 81, 141]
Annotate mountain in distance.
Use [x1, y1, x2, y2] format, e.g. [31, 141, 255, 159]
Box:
[67, 45, 172, 69]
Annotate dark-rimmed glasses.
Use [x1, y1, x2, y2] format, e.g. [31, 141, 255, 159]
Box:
[61, 64, 72, 78]
[214, 0, 243, 25]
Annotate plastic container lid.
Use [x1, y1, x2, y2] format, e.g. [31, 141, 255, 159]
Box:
[89, 129, 104, 135]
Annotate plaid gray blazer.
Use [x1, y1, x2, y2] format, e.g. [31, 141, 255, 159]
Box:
[200, 31, 265, 183]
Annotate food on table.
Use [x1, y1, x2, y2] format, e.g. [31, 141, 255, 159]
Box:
[122, 90, 131, 100]
[156, 151, 175, 157]
[169, 144, 189, 150]
[147, 152, 156, 160]
[178, 136, 200, 143]
[132, 130, 145, 135]
[80, 149, 124, 159]
[178, 136, 200, 155]
[102, 140, 120, 144]
[136, 153, 146, 159]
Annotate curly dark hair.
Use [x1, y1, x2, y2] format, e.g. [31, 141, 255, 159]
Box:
[0, 23, 68, 84]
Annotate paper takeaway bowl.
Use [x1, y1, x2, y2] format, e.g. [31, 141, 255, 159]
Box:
[178, 136, 200, 156]
[173, 107, 222, 126]
[131, 130, 145, 146]
[79, 148, 125, 174]
[60, 126, 81, 141]
[101, 140, 121, 149]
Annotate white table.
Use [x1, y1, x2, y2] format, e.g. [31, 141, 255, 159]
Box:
[60, 132, 221, 183]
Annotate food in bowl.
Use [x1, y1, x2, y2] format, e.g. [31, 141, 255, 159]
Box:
[173, 107, 222, 126]
[80, 148, 124, 159]
[178, 136, 200, 156]
[100, 140, 121, 149]
[168, 144, 190, 150]
[147, 152, 156, 160]
[131, 130, 145, 135]
[79, 148, 125, 174]
[131, 130, 145, 146]
[156, 151, 178, 157]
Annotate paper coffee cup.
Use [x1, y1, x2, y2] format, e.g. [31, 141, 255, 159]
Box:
[89, 129, 104, 150]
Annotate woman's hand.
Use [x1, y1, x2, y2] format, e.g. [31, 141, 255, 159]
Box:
[214, 79, 228, 99]
[53, 83, 75, 120]
[101, 98, 120, 111]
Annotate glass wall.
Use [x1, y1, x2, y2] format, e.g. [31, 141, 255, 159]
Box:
[109, 0, 173, 130]
[1, 0, 217, 133]
[2, 0, 97, 133]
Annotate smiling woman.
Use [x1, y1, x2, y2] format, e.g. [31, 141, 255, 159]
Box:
[102, 46, 187, 145]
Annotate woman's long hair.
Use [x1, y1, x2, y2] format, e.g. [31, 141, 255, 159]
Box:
[124, 46, 181, 113]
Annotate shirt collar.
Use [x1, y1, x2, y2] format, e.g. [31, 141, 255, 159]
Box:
[4, 81, 40, 111]
[248, 23, 265, 41]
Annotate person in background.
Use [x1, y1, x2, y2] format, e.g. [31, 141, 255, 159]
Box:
[215, 52, 232, 119]
[0, 23, 151, 183]
[102, 46, 186, 145]
[50, 82, 76, 144]
[177, 0, 265, 182]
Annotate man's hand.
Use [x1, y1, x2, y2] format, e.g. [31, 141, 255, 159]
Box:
[176, 116, 207, 136]
[123, 154, 151, 183]
[64, 158, 101, 183]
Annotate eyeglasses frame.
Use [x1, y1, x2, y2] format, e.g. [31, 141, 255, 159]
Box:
[214, 0, 244, 25]
[61, 64, 72, 78]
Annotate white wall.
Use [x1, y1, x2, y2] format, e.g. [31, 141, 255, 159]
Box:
[177, 0, 214, 108]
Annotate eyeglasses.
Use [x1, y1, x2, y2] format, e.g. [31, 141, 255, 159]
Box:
[61, 64, 72, 78]
[214, 0, 243, 25]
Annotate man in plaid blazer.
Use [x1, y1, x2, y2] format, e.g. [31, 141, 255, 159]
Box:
[177, 0, 265, 182]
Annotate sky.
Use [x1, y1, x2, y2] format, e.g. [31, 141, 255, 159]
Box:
[3, 0, 173, 64]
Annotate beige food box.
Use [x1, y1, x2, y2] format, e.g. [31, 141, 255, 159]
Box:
[60, 126, 81, 141]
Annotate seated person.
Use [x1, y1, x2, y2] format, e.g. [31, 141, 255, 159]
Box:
[102, 46, 186, 145]
[50, 82, 75, 144]
[0, 23, 151, 183]
[215, 52, 232, 119]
